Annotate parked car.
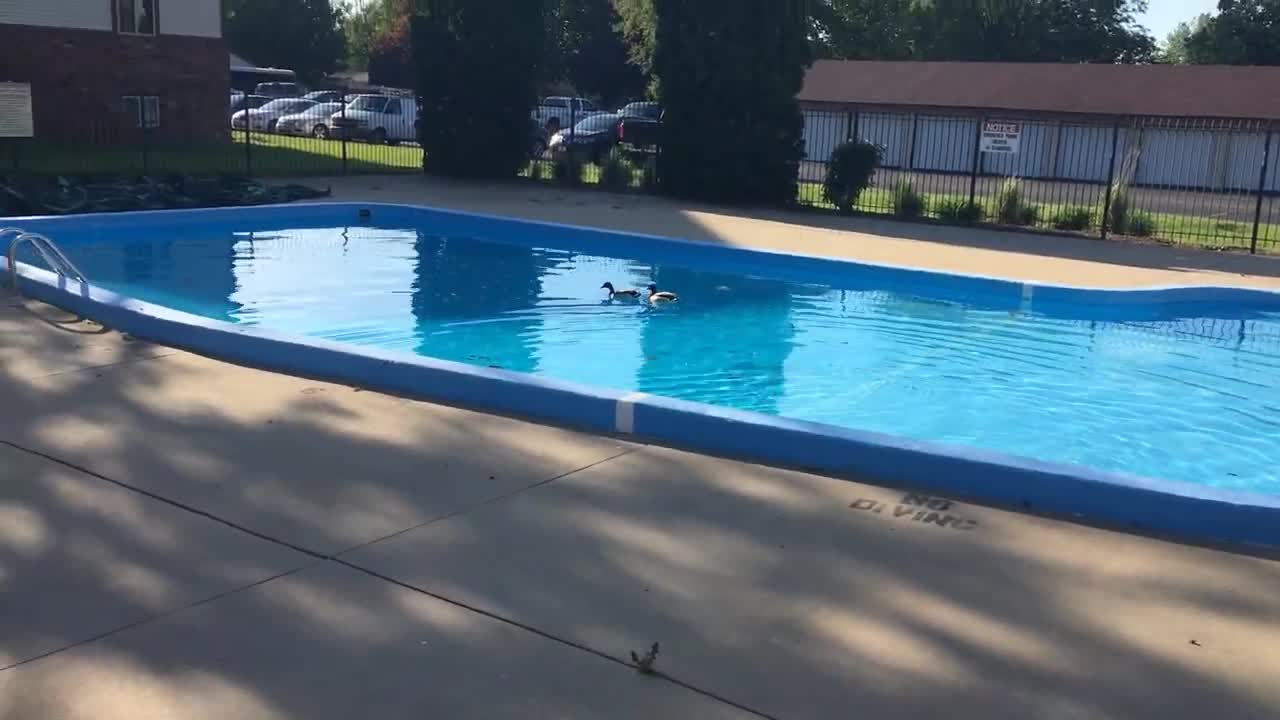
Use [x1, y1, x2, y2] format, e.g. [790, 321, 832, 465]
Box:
[548, 112, 661, 164]
[303, 90, 345, 104]
[617, 101, 662, 120]
[330, 94, 418, 145]
[254, 81, 307, 99]
[231, 98, 317, 132]
[274, 102, 347, 138]
[531, 96, 596, 135]
[230, 94, 271, 117]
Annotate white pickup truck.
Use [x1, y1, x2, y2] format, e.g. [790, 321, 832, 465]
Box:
[531, 96, 597, 134]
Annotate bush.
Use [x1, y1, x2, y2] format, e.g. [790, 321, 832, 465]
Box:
[1050, 206, 1093, 231]
[936, 198, 985, 225]
[640, 154, 660, 192]
[552, 153, 575, 184]
[890, 181, 925, 219]
[995, 178, 1024, 224]
[527, 160, 546, 181]
[599, 149, 635, 191]
[654, 1, 811, 205]
[995, 178, 1042, 226]
[823, 140, 880, 213]
[412, 1, 547, 178]
[1127, 211, 1157, 237]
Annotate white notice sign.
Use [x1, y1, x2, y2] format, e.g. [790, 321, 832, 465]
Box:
[0, 83, 34, 138]
[980, 120, 1021, 155]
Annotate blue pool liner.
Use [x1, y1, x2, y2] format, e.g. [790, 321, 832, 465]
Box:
[6, 202, 1280, 551]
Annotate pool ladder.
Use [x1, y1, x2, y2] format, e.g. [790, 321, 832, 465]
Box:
[2, 227, 88, 294]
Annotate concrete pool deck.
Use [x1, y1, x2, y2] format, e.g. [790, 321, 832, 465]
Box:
[4, 286, 1280, 718]
[306, 174, 1280, 290]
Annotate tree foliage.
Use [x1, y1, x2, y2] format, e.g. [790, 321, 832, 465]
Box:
[413, 0, 546, 178]
[367, 0, 416, 88]
[224, 0, 346, 82]
[543, 0, 645, 106]
[654, 0, 811, 205]
[812, 0, 1155, 62]
[1174, 0, 1280, 65]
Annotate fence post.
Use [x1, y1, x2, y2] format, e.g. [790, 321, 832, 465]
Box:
[243, 120, 252, 177]
[1100, 121, 1121, 241]
[341, 86, 349, 175]
[968, 114, 984, 208]
[1250, 123, 1272, 255]
[568, 100, 578, 185]
[141, 126, 151, 174]
[845, 108, 856, 141]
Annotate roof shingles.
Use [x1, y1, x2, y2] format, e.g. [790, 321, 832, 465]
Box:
[799, 60, 1280, 120]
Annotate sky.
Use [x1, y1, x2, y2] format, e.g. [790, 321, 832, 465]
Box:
[1139, 0, 1218, 41]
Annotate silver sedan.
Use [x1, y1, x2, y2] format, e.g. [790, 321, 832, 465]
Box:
[274, 103, 348, 139]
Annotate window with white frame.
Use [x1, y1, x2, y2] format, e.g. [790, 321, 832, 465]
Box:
[123, 96, 161, 128]
[116, 0, 157, 35]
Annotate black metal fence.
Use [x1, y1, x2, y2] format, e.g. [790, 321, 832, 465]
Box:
[2, 84, 423, 181]
[5, 31, 1280, 255]
[797, 108, 1280, 253]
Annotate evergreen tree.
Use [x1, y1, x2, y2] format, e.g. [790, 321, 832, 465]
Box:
[653, 0, 811, 205]
[412, 0, 546, 178]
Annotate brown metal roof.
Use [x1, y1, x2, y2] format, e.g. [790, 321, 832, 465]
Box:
[799, 60, 1280, 120]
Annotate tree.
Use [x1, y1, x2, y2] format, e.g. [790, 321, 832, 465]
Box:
[1181, 1, 1280, 65]
[224, 0, 346, 82]
[812, 0, 1156, 63]
[413, 0, 546, 178]
[343, 0, 395, 71]
[368, 0, 416, 87]
[654, 0, 811, 205]
[1161, 14, 1213, 63]
[613, 0, 657, 75]
[545, 0, 645, 106]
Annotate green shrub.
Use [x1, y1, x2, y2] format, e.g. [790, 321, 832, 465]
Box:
[1127, 211, 1157, 237]
[412, 1, 547, 178]
[1050, 206, 1093, 231]
[1016, 204, 1041, 227]
[995, 178, 1026, 224]
[640, 154, 660, 192]
[552, 153, 575, 184]
[936, 198, 985, 224]
[528, 160, 546, 181]
[890, 181, 925, 219]
[599, 149, 635, 191]
[823, 140, 881, 213]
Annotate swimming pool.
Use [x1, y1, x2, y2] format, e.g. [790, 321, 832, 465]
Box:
[8, 204, 1280, 546]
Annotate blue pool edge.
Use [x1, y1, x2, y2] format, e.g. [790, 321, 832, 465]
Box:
[5, 202, 1280, 552]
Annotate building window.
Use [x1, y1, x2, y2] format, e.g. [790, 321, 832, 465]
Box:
[123, 96, 161, 128]
[116, 0, 157, 35]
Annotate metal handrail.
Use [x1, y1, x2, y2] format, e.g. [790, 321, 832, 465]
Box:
[6, 230, 88, 291]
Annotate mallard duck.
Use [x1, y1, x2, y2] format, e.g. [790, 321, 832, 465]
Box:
[602, 282, 641, 299]
[647, 284, 678, 303]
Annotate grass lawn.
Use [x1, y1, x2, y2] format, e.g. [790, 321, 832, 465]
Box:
[795, 181, 1280, 253]
[7, 132, 421, 178]
[9, 134, 1278, 253]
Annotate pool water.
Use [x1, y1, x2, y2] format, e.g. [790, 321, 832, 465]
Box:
[39, 221, 1280, 495]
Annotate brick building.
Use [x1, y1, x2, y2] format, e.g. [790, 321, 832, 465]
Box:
[0, 0, 229, 143]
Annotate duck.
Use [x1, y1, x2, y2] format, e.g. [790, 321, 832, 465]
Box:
[602, 282, 642, 299]
[647, 284, 678, 303]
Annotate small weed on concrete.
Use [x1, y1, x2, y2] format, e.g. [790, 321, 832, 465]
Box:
[630, 642, 660, 675]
